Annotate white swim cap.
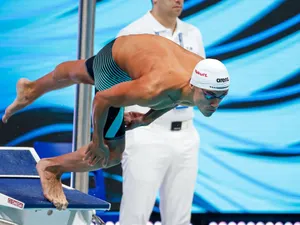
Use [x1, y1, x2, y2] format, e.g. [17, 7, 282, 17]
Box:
[190, 59, 230, 91]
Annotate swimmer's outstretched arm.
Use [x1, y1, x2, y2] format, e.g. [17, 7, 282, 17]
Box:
[124, 107, 175, 130]
[93, 80, 155, 142]
[140, 107, 175, 125]
[84, 77, 157, 165]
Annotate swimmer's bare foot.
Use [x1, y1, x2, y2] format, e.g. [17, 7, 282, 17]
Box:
[2, 78, 34, 123]
[36, 159, 68, 210]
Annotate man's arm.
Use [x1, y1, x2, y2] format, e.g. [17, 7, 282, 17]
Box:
[125, 107, 175, 130]
[143, 107, 175, 125]
[91, 77, 156, 146]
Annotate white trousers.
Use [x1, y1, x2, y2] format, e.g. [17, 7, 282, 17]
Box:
[119, 123, 200, 225]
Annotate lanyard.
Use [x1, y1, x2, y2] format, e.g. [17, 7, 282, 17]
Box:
[154, 31, 184, 47]
[178, 33, 184, 47]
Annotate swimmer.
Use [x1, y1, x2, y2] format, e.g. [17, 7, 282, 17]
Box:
[3, 34, 230, 209]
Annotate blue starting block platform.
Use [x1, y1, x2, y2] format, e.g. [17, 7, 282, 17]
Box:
[0, 147, 110, 225]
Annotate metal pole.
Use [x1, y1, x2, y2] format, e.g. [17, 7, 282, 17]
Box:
[71, 0, 96, 193]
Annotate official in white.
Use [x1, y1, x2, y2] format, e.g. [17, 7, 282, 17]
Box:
[117, 0, 206, 224]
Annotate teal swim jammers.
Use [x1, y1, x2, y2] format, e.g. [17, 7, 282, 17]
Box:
[85, 39, 132, 140]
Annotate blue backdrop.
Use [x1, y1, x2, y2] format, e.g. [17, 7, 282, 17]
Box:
[0, 0, 299, 213]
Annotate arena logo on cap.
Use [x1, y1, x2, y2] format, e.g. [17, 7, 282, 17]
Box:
[195, 70, 207, 77]
[216, 77, 229, 83]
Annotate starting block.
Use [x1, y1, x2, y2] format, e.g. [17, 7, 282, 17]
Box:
[0, 147, 110, 225]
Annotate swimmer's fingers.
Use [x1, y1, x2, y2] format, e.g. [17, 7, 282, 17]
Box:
[94, 157, 103, 167]
[130, 112, 145, 118]
[124, 120, 132, 128]
[101, 145, 110, 167]
[102, 154, 109, 168]
[125, 118, 139, 131]
[125, 120, 142, 131]
[89, 156, 107, 168]
[125, 123, 133, 131]
[83, 147, 93, 161]
[124, 113, 132, 127]
[89, 155, 100, 166]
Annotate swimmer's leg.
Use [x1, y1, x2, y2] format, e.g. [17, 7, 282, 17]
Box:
[2, 60, 94, 123]
[36, 138, 124, 210]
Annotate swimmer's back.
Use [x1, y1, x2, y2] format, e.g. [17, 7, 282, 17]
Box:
[113, 34, 201, 79]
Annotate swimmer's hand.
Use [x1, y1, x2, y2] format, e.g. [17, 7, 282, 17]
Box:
[84, 142, 110, 167]
[124, 112, 148, 131]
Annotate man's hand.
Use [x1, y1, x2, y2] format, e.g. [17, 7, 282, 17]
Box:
[84, 141, 110, 167]
[124, 111, 148, 131]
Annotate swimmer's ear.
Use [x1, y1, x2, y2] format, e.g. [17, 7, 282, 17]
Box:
[190, 84, 194, 89]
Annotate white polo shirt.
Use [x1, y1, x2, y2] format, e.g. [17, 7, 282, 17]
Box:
[117, 11, 206, 123]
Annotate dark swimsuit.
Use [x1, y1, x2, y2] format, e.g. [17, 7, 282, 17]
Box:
[85, 39, 132, 140]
